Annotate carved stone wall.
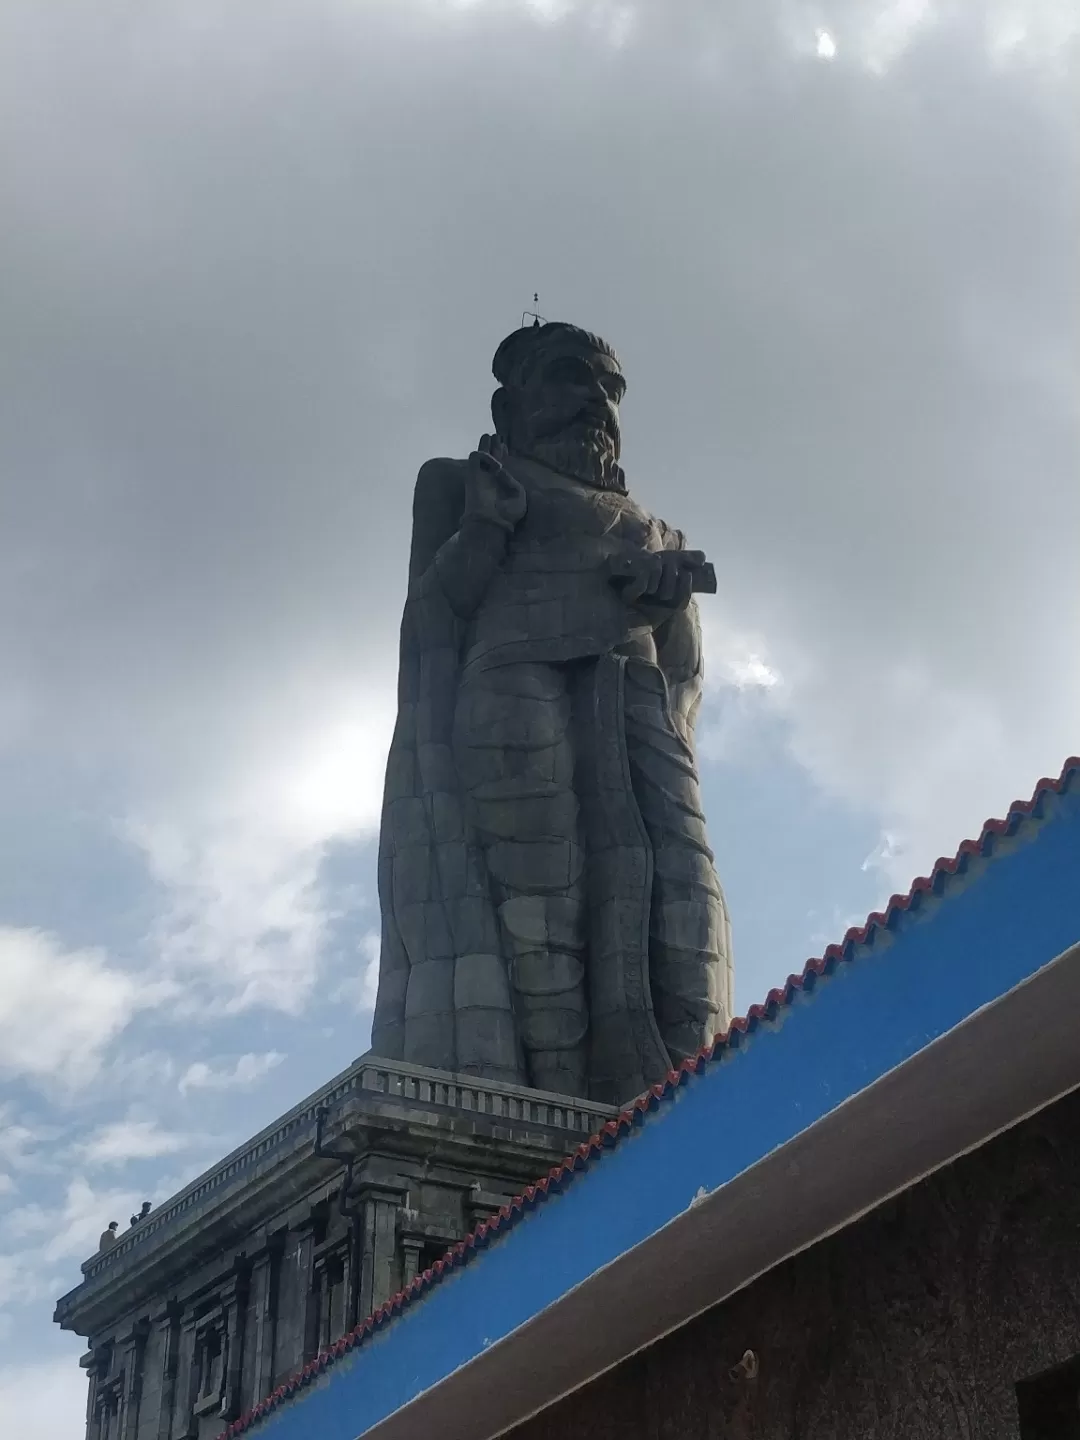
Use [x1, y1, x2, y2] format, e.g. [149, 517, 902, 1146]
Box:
[57, 1055, 617, 1440]
[509, 1086, 1080, 1440]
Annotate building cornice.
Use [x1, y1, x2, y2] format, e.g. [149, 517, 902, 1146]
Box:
[54, 1054, 617, 1338]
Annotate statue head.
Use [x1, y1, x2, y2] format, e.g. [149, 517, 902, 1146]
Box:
[491, 322, 627, 490]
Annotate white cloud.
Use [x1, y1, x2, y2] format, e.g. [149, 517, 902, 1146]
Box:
[774, 655, 1065, 888]
[2, 1175, 146, 1267]
[121, 685, 396, 1016]
[95, 1050, 179, 1094]
[699, 611, 785, 693]
[728, 654, 781, 690]
[859, 0, 935, 73]
[0, 1115, 39, 1171]
[983, 0, 1079, 65]
[861, 830, 902, 874]
[332, 933, 381, 1015]
[178, 1051, 285, 1096]
[806, 904, 878, 954]
[0, 929, 169, 1091]
[79, 1117, 191, 1168]
[695, 614, 788, 764]
[0, 1357, 89, 1440]
[0, 1252, 46, 1308]
[0, 1110, 67, 1188]
[525, 0, 576, 21]
[130, 816, 332, 1015]
[0, 0, 1073, 997]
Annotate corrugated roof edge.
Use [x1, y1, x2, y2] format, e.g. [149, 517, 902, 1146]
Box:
[218, 754, 1080, 1440]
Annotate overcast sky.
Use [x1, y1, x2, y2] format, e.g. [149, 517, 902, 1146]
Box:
[1, 0, 1077, 1431]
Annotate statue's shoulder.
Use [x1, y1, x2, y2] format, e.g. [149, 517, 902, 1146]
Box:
[412, 456, 467, 539]
[408, 457, 468, 580]
[415, 455, 468, 494]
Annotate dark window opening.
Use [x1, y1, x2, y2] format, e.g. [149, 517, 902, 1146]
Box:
[419, 1241, 448, 1275]
[193, 1323, 226, 1417]
[93, 1379, 122, 1440]
[308, 1237, 353, 1362]
[317, 1251, 348, 1352]
[200, 1329, 223, 1399]
[1018, 1355, 1080, 1440]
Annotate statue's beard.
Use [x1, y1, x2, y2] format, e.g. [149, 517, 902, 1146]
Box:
[516, 425, 624, 491]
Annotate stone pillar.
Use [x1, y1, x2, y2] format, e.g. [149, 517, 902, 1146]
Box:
[401, 1237, 424, 1290]
[357, 1186, 404, 1318]
[119, 1320, 150, 1440]
[81, 1348, 108, 1440]
[219, 1267, 250, 1423]
[153, 1304, 181, 1440]
[176, 1314, 200, 1440]
[310, 1241, 346, 1354]
[293, 1221, 319, 1366]
[86, 1345, 121, 1440]
[249, 1240, 282, 1405]
[270, 1220, 317, 1381]
[343, 1215, 362, 1335]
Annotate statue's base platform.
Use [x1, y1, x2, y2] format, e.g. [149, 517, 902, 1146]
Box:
[54, 1054, 618, 1439]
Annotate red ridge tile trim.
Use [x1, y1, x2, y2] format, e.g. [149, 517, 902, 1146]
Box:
[218, 756, 1079, 1438]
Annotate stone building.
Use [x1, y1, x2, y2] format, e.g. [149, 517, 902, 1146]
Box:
[53, 1057, 616, 1438]
[176, 756, 1079, 1440]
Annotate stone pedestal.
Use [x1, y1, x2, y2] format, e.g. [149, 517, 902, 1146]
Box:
[55, 1054, 617, 1440]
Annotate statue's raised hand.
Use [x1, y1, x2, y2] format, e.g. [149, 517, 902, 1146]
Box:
[464, 434, 527, 533]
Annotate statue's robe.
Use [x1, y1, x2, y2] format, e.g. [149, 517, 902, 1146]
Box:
[371, 455, 732, 1104]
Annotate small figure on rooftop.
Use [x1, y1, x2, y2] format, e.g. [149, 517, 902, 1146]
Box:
[98, 1221, 118, 1252]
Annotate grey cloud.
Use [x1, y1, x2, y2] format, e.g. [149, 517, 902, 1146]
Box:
[1, 7, 1075, 1415]
[0, 0, 1075, 870]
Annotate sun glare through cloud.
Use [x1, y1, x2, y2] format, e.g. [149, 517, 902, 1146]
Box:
[729, 655, 782, 690]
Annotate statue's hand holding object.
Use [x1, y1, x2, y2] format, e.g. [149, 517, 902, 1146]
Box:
[606, 549, 716, 618]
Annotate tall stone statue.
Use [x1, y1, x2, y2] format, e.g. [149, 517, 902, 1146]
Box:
[371, 321, 732, 1105]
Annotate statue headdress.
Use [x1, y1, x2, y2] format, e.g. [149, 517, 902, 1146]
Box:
[491, 322, 621, 391]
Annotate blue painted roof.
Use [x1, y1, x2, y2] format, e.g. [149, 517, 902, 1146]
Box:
[222, 757, 1080, 1440]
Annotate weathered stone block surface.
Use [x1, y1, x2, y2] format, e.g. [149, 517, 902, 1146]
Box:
[509, 1086, 1080, 1440]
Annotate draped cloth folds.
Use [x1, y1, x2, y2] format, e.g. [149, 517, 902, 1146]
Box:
[371, 459, 731, 1105]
